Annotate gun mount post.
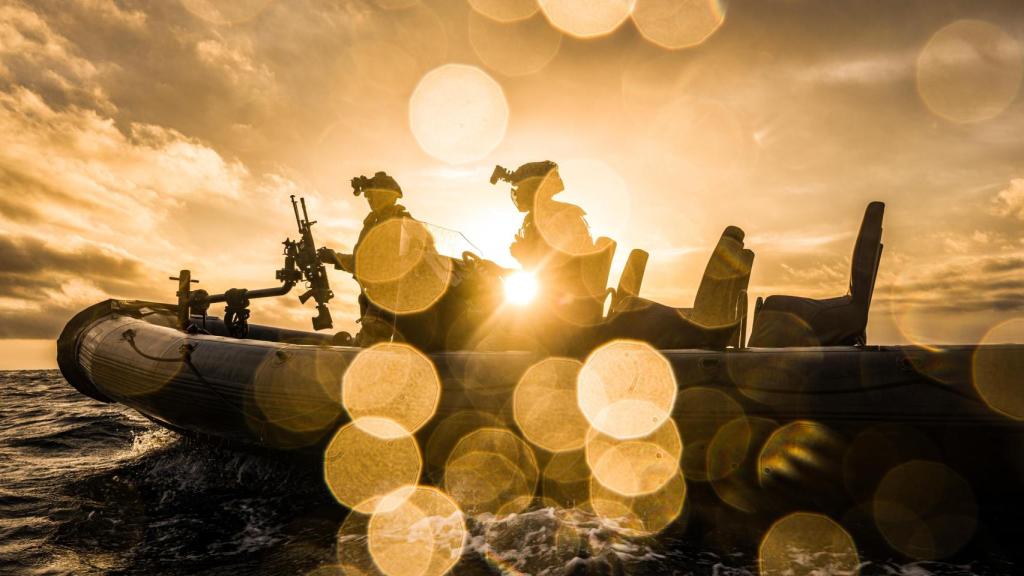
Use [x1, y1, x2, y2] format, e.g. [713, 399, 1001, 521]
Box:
[169, 270, 199, 331]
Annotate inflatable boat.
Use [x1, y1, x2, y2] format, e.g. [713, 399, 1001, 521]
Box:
[57, 297, 1024, 449]
[54, 200, 1024, 560]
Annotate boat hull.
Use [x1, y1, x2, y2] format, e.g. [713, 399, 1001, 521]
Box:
[57, 299, 1024, 557]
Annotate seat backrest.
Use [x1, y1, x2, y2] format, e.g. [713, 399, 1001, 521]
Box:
[580, 236, 616, 296]
[691, 226, 754, 326]
[569, 236, 616, 324]
[610, 249, 649, 314]
[849, 202, 885, 306]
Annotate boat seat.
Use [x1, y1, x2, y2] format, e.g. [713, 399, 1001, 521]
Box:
[748, 201, 884, 347]
[609, 248, 649, 316]
[602, 295, 739, 350]
[559, 236, 616, 326]
[676, 225, 755, 347]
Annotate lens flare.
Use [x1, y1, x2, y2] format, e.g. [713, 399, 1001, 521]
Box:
[409, 64, 509, 164]
[251, 346, 345, 441]
[425, 410, 504, 481]
[355, 218, 432, 284]
[538, 158, 631, 255]
[458, 344, 531, 414]
[586, 418, 682, 468]
[591, 440, 678, 496]
[324, 418, 423, 513]
[707, 416, 777, 513]
[356, 218, 454, 315]
[94, 321, 186, 397]
[585, 419, 681, 496]
[343, 342, 441, 436]
[542, 449, 591, 508]
[368, 486, 467, 576]
[758, 420, 845, 487]
[726, 348, 824, 405]
[577, 340, 677, 440]
[503, 271, 540, 307]
[513, 357, 589, 452]
[674, 386, 744, 481]
[842, 424, 941, 502]
[469, 0, 539, 22]
[917, 19, 1023, 123]
[631, 0, 725, 50]
[363, 252, 453, 315]
[443, 427, 539, 515]
[972, 318, 1024, 420]
[468, 11, 562, 77]
[873, 460, 978, 560]
[759, 512, 860, 576]
[589, 468, 686, 535]
[538, 0, 635, 39]
[334, 512, 377, 575]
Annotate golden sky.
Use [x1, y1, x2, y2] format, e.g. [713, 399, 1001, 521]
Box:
[1, 0, 1023, 369]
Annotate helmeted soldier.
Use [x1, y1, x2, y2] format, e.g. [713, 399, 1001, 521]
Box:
[319, 171, 415, 345]
[320, 171, 410, 274]
[490, 161, 598, 353]
[492, 160, 594, 271]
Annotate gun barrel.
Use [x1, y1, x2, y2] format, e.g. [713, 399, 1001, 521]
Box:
[290, 195, 302, 228]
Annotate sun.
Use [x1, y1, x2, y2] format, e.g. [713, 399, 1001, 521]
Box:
[503, 271, 539, 306]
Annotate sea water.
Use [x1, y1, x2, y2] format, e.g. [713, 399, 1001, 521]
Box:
[0, 371, 1014, 575]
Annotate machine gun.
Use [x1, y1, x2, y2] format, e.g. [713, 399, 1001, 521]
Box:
[174, 196, 334, 337]
[279, 195, 334, 331]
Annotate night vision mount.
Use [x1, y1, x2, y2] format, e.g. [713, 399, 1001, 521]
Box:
[489, 165, 513, 185]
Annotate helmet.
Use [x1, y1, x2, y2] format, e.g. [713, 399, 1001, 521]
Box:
[490, 161, 558, 185]
[352, 171, 402, 197]
[491, 161, 560, 210]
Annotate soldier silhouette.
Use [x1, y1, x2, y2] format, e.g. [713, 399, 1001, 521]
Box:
[319, 171, 415, 346]
[491, 160, 598, 353]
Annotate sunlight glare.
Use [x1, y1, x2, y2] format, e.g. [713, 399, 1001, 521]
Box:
[503, 271, 539, 306]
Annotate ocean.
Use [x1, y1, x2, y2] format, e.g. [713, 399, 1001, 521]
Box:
[0, 370, 1015, 575]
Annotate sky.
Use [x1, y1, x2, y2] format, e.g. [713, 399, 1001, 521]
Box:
[1, 0, 1022, 369]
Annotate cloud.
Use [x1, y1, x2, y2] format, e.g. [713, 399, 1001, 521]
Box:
[0, 84, 365, 337]
[793, 53, 913, 86]
[0, 87, 253, 242]
[982, 256, 1024, 273]
[992, 178, 1024, 220]
[875, 250, 1024, 314]
[0, 3, 113, 112]
[0, 233, 153, 338]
